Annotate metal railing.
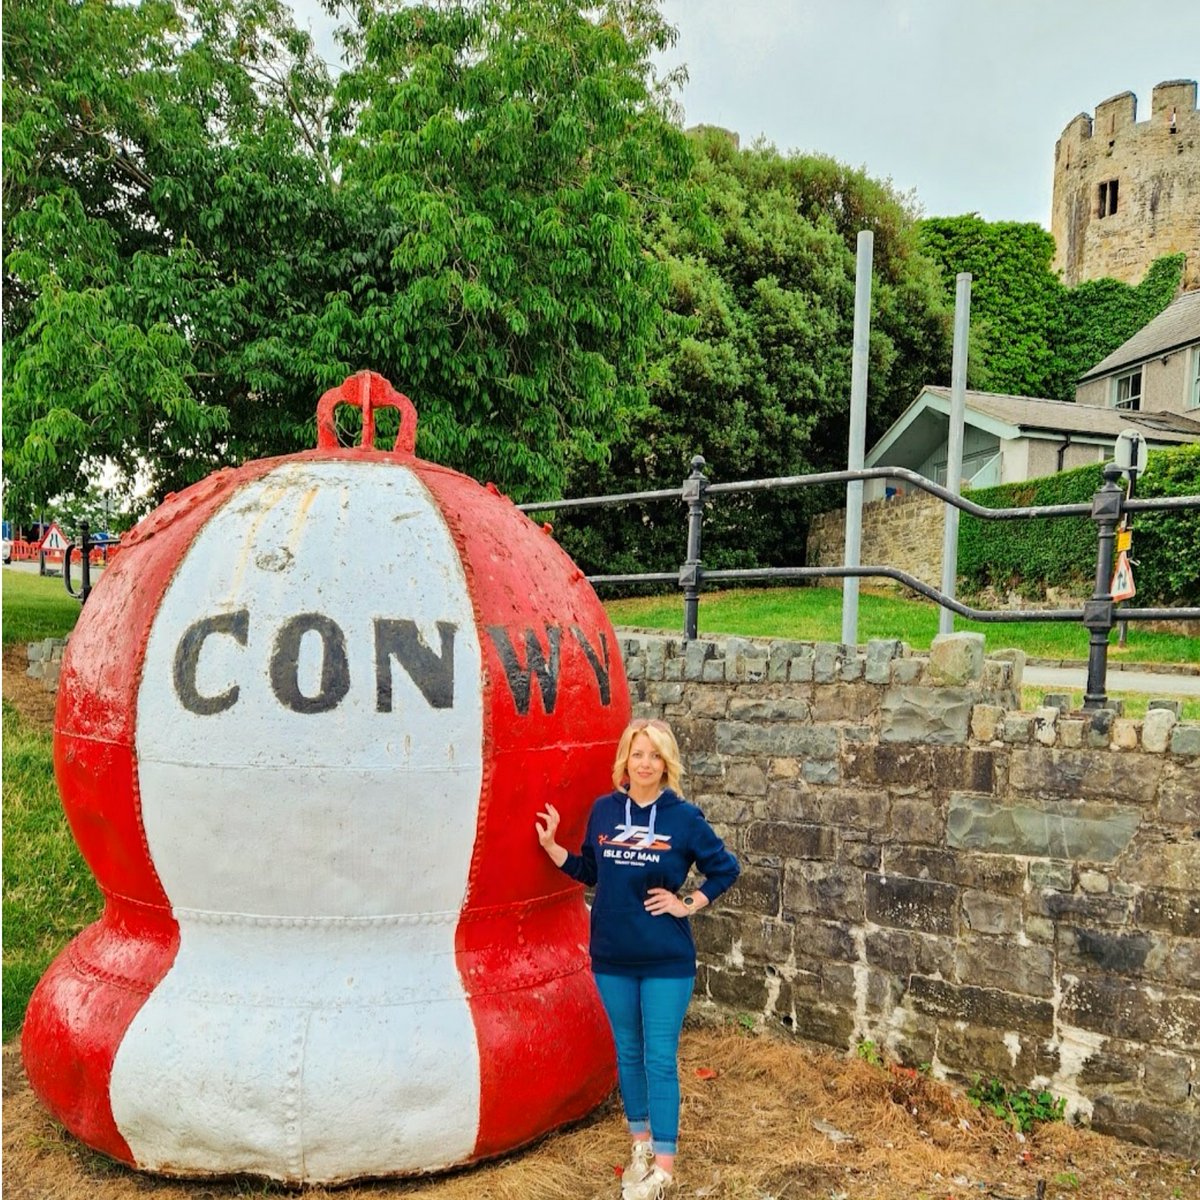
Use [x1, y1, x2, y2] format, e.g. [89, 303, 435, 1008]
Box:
[521, 458, 1200, 709]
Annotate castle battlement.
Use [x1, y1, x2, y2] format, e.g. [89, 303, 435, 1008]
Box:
[1051, 81, 1199, 290]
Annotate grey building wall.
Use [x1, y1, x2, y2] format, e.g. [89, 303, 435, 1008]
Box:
[1077, 346, 1197, 415]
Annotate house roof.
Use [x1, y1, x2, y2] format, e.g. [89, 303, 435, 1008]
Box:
[866, 386, 1200, 469]
[1078, 290, 1200, 382]
[921, 386, 1200, 440]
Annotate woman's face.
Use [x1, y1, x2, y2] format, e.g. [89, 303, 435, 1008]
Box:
[626, 732, 665, 790]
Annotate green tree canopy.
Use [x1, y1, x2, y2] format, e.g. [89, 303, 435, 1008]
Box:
[553, 130, 954, 579]
[3, 0, 691, 519]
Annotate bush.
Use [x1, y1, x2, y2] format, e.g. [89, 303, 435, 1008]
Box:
[958, 444, 1200, 606]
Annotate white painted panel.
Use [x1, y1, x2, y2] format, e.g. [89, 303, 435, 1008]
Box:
[114, 461, 484, 1176]
[110, 920, 478, 1180]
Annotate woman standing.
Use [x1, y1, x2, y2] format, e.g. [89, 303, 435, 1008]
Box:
[535, 718, 739, 1200]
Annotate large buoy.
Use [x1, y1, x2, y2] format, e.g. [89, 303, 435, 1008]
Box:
[22, 373, 627, 1183]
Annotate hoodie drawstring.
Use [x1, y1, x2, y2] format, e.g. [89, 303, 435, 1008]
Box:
[625, 794, 659, 847]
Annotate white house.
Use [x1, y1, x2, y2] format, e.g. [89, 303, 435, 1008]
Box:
[862, 385, 1200, 501]
[1075, 289, 1200, 415]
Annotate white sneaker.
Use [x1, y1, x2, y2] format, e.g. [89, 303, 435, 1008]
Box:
[624, 1140, 654, 1185]
[622, 1164, 673, 1200]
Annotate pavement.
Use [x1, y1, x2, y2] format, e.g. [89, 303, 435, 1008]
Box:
[4, 559, 104, 578]
[1023, 662, 1200, 697]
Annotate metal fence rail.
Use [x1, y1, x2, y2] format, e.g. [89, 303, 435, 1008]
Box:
[521, 458, 1200, 709]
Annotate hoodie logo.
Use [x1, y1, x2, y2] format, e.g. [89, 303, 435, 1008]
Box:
[599, 825, 672, 860]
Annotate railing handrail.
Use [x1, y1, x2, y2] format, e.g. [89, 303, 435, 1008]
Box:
[519, 459, 1200, 709]
[521, 464, 1200, 522]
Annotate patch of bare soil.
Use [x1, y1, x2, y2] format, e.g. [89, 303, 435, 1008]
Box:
[2, 642, 59, 730]
[5, 1031, 1198, 1200]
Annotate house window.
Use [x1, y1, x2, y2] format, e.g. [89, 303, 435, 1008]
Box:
[1098, 178, 1119, 218]
[1189, 348, 1200, 409]
[1114, 368, 1142, 410]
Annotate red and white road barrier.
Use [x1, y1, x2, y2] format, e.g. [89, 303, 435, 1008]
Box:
[22, 373, 627, 1183]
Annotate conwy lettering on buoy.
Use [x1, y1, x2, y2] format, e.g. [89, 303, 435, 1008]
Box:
[22, 372, 630, 1185]
[172, 612, 613, 717]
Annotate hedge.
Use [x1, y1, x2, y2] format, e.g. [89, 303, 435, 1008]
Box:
[959, 443, 1200, 606]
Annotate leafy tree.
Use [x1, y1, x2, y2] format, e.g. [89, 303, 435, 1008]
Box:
[326, 0, 691, 496]
[4, 0, 342, 516]
[3, 0, 691, 519]
[917, 215, 1185, 401]
[554, 130, 953, 579]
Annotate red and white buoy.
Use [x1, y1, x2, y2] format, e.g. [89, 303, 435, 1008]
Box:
[22, 373, 628, 1183]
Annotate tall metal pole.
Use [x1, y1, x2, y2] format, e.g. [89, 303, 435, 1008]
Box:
[841, 230, 874, 647]
[939, 272, 972, 635]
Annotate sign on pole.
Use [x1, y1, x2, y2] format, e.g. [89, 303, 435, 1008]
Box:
[40, 523, 69, 555]
[1111, 550, 1136, 601]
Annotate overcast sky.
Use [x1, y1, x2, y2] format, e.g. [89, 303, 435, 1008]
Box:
[293, 0, 1199, 227]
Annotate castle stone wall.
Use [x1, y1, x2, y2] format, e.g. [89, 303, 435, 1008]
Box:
[619, 630, 1200, 1158]
[1052, 81, 1200, 290]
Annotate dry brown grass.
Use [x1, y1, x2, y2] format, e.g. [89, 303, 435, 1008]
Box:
[5, 1029, 1199, 1200]
[2, 642, 60, 728]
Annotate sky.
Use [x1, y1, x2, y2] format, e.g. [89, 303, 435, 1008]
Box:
[291, 0, 1200, 228]
[654, 0, 1200, 226]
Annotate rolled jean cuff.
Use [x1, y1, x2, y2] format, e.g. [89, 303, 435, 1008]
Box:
[653, 1138, 678, 1155]
[628, 1120, 650, 1136]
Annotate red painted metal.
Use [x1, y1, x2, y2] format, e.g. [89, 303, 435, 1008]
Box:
[23, 371, 627, 1177]
[420, 462, 627, 1156]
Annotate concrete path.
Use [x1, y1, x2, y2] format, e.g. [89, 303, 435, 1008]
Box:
[1023, 663, 1200, 697]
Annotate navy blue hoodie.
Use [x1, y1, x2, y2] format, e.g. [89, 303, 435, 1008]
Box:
[561, 788, 740, 978]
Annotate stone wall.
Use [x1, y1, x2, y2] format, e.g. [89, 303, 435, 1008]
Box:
[620, 630, 1200, 1158]
[1051, 80, 1200, 290]
[25, 636, 67, 689]
[806, 491, 945, 590]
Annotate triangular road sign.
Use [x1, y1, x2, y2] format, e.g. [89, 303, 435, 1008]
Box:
[40, 523, 69, 552]
[1110, 550, 1136, 602]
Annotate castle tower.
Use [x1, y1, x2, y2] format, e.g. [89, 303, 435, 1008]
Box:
[1051, 80, 1199, 290]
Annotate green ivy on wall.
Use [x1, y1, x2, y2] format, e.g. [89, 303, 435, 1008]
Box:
[917, 214, 1186, 404]
[1059, 256, 1190, 398]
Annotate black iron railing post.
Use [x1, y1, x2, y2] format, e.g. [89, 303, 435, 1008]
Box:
[680, 456, 708, 641]
[1082, 465, 1125, 709]
[64, 521, 93, 605]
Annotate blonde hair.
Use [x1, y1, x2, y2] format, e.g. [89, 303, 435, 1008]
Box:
[612, 719, 683, 793]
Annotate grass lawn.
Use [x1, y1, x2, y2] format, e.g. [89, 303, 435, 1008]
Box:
[603, 585, 1200, 666]
[1, 701, 102, 1041]
[1019, 687, 1200, 722]
[2, 569, 84, 645]
[5, 569, 1196, 666]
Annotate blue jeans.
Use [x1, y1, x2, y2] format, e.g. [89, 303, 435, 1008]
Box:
[593, 973, 695, 1156]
